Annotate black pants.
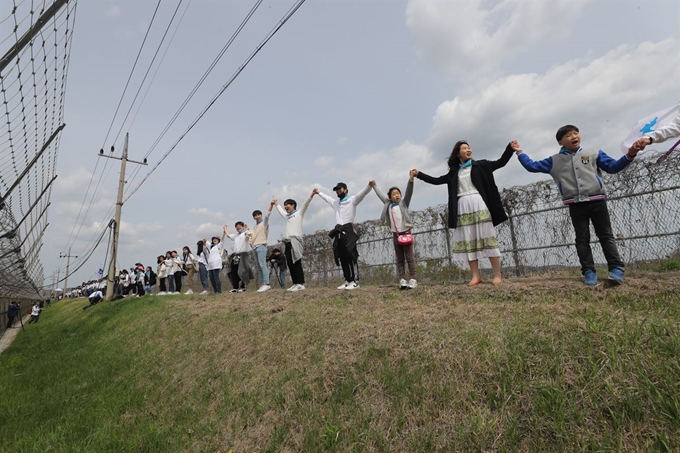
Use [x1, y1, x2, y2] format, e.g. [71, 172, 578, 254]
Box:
[6, 315, 15, 328]
[569, 200, 624, 274]
[285, 242, 305, 285]
[159, 277, 167, 292]
[339, 247, 358, 283]
[28, 315, 39, 324]
[174, 272, 183, 293]
[228, 258, 245, 290]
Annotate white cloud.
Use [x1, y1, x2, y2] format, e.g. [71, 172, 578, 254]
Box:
[314, 156, 334, 167]
[426, 38, 680, 183]
[185, 207, 228, 222]
[406, 0, 590, 72]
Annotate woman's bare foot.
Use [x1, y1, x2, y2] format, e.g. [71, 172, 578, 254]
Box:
[492, 278, 502, 286]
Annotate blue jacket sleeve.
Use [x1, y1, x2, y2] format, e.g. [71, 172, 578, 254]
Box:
[517, 152, 553, 173]
[596, 150, 633, 174]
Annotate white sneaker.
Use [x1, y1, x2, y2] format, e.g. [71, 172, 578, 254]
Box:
[229, 289, 240, 294]
[345, 281, 359, 290]
[173, 292, 180, 295]
[399, 279, 408, 290]
[287, 284, 296, 291]
[408, 279, 417, 289]
[257, 285, 271, 293]
[296, 284, 305, 291]
[337, 281, 349, 290]
[157, 291, 166, 295]
[199, 290, 208, 295]
[184, 289, 193, 295]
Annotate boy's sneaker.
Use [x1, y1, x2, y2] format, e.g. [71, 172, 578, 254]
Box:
[287, 284, 297, 291]
[184, 289, 193, 295]
[337, 281, 349, 290]
[157, 291, 166, 295]
[408, 279, 418, 289]
[345, 281, 359, 290]
[608, 267, 624, 285]
[229, 289, 240, 294]
[237, 288, 246, 293]
[584, 270, 598, 287]
[199, 290, 208, 295]
[290, 284, 305, 292]
[257, 285, 271, 293]
[399, 279, 408, 290]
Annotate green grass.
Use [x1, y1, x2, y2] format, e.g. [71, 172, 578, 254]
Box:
[1, 274, 679, 452]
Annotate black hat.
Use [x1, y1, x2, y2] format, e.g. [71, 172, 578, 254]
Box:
[211, 236, 220, 242]
[332, 182, 347, 191]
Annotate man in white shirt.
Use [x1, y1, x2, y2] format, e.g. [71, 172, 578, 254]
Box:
[315, 181, 372, 290]
[84, 289, 103, 310]
[224, 222, 254, 293]
[274, 192, 315, 292]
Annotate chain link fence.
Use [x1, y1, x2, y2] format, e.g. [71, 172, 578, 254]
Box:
[301, 151, 680, 285]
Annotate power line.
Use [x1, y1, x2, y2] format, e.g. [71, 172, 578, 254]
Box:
[123, 0, 264, 192]
[125, 0, 307, 202]
[111, 0, 186, 146]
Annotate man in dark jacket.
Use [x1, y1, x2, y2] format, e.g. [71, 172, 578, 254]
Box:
[6, 301, 19, 328]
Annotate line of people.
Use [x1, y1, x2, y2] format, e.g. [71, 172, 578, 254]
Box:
[90, 118, 679, 296]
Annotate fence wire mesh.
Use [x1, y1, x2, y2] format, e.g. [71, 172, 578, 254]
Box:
[302, 151, 680, 285]
[0, 0, 77, 298]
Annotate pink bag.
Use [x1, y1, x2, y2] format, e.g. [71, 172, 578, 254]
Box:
[390, 205, 413, 245]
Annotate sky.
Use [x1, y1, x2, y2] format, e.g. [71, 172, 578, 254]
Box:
[35, 0, 680, 288]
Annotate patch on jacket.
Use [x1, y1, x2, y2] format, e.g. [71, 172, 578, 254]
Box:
[580, 155, 590, 165]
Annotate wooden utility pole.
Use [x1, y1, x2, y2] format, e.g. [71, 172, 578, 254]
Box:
[59, 247, 77, 296]
[100, 134, 147, 301]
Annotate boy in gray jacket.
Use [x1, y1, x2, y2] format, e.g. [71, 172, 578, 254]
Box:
[513, 126, 639, 286]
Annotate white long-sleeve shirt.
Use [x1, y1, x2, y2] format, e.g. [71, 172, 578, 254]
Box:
[227, 231, 253, 254]
[644, 115, 680, 144]
[275, 196, 313, 238]
[318, 184, 371, 225]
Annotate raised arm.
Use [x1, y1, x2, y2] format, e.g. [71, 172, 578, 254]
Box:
[484, 142, 515, 172]
[413, 169, 449, 185]
[514, 142, 553, 173]
[596, 150, 636, 174]
[274, 199, 287, 218]
[264, 201, 274, 229]
[403, 171, 416, 207]
[317, 190, 335, 206]
[299, 192, 314, 216]
[372, 181, 389, 203]
[353, 183, 372, 205]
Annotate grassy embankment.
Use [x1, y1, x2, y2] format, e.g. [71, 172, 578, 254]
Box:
[1, 272, 679, 452]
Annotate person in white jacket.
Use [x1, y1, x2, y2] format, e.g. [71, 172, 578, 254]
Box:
[204, 236, 224, 294]
[633, 115, 680, 151]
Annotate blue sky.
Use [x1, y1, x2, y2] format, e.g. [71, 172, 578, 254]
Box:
[38, 0, 680, 287]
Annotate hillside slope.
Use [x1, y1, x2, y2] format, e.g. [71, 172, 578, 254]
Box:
[1, 273, 679, 452]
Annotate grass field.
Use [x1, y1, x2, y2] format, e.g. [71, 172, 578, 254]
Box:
[1, 272, 679, 452]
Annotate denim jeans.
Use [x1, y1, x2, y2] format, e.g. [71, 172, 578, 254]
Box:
[145, 285, 152, 295]
[168, 273, 175, 293]
[208, 269, 221, 294]
[253, 245, 270, 285]
[278, 269, 286, 288]
[198, 263, 209, 290]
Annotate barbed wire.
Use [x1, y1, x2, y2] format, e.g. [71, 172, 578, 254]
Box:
[0, 0, 78, 298]
[302, 150, 680, 284]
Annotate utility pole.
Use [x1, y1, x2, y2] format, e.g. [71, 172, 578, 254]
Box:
[100, 133, 147, 302]
[59, 247, 77, 296]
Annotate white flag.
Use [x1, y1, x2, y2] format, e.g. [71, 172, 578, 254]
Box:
[621, 102, 680, 154]
[93, 266, 104, 279]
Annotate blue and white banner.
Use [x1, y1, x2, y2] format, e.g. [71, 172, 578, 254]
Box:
[93, 266, 105, 280]
[621, 102, 680, 154]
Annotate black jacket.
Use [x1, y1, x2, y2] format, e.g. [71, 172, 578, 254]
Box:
[417, 144, 514, 228]
[328, 223, 359, 265]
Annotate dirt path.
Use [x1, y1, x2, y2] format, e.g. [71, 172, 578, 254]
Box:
[0, 315, 29, 355]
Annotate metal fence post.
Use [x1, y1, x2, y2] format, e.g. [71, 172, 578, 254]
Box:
[506, 205, 522, 277]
